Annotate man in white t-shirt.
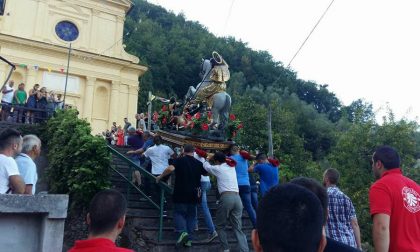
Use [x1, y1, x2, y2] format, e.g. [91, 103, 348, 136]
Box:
[15, 134, 41, 195]
[1, 80, 14, 121]
[143, 135, 174, 176]
[196, 151, 249, 252]
[0, 128, 25, 194]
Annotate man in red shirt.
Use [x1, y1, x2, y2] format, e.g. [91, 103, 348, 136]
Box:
[369, 146, 420, 252]
[69, 189, 132, 252]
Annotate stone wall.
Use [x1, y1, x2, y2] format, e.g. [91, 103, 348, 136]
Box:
[0, 194, 69, 252]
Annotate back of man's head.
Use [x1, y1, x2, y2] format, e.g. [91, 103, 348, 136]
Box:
[290, 177, 328, 225]
[153, 135, 163, 145]
[256, 153, 267, 162]
[88, 189, 127, 236]
[21, 135, 41, 155]
[183, 144, 194, 154]
[0, 128, 22, 152]
[229, 144, 239, 154]
[254, 183, 324, 252]
[324, 168, 340, 185]
[373, 145, 400, 169]
[213, 152, 226, 164]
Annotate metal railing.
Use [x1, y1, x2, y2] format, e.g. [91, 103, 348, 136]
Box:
[0, 102, 60, 124]
[107, 145, 173, 242]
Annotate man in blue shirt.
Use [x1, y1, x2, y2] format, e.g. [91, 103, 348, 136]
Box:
[127, 131, 154, 186]
[126, 126, 144, 167]
[15, 134, 41, 195]
[230, 145, 256, 228]
[249, 153, 279, 196]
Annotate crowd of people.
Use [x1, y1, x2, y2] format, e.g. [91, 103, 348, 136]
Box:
[1, 80, 63, 123]
[103, 113, 149, 147]
[110, 133, 419, 252]
[1, 121, 419, 251]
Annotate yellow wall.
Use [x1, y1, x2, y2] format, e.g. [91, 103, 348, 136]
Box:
[0, 0, 147, 134]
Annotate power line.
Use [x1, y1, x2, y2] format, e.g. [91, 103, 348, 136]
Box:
[222, 0, 236, 35]
[287, 0, 336, 68]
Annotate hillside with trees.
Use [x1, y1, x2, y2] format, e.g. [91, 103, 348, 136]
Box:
[123, 0, 420, 247]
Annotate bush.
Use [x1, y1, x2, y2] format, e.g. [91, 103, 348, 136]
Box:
[45, 109, 111, 210]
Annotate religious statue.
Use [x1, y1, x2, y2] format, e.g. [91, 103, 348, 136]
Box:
[184, 51, 232, 130]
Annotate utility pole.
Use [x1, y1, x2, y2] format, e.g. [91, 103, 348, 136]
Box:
[147, 91, 153, 130]
[268, 105, 273, 158]
[63, 43, 72, 106]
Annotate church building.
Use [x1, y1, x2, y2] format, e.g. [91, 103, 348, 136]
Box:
[0, 0, 147, 133]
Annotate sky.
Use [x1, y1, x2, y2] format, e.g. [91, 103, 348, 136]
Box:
[147, 0, 420, 122]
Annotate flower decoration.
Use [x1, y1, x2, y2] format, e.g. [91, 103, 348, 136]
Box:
[201, 123, 209, 131]
[227, 113, 244, 139]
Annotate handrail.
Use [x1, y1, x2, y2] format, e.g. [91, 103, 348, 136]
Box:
[108, 165, 160, 209]
[107, 145, 173, 194]
[107, 145, 173, 242]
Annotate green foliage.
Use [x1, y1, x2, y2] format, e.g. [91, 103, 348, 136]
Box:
[328, 115, 419, 244]
[45, 109, 111, 210]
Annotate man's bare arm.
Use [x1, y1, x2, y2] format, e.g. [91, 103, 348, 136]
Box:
[9, 175, 25, 194]
[372, 213, 390, 252]
[127, 148, 144, 155]
[351, 218, 362, 249]
[24, 184, 34, 195]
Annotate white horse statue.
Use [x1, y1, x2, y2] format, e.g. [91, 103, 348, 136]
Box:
[184, 52, 232, 130]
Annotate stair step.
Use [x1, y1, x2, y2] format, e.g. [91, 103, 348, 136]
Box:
[110, 145, 254, 251]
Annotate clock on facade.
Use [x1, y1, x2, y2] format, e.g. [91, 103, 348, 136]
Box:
[55, 21, 79, 42]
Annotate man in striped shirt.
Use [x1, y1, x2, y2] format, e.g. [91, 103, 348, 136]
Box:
[323, 168, 362, 250]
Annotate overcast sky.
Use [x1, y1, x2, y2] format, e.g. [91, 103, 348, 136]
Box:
[148, 0, 420, 122]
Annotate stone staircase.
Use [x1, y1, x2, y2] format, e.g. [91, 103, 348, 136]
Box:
[109, 146, 254, 252]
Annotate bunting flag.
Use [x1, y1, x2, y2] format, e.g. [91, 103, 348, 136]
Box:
[47, 67, 52, 72]
[60, 68, 65, 73]
[33, 65, 39, 71]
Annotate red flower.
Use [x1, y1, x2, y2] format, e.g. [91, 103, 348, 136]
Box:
[190, 122, 195, 129]
[186, 113, 192, 120]
[162, 117, 167, 125]
[237, 123, 243, 130]
[201, 123, 209, 131]
[162, 105, 168, 112]
[195, 112, 201, 119]
[207, 111, 212, 119]
[229, 114, 236, 121]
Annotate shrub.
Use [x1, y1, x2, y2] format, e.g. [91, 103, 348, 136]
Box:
[45, 109, 110, 210]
